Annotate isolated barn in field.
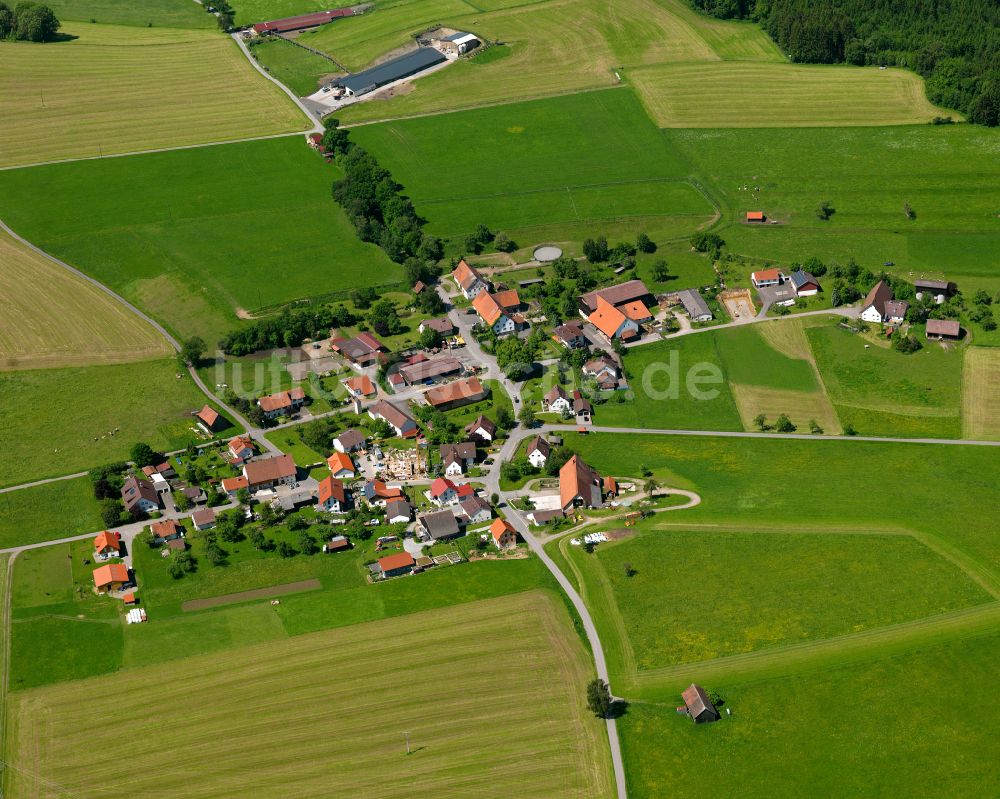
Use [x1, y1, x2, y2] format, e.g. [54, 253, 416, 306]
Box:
[680, 683, 720, 724]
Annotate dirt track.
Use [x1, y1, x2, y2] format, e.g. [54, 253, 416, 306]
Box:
[181, 578, 322, 611]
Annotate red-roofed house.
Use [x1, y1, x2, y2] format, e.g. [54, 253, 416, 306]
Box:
[228, 436, 254, 462]
[375, 551, 415, 578]
[560, 455, 602, 512]
[429, 477, 459, 506]
[490, 518, 517, 550]
[589, 297, 638, 341]
[344, 374, 376, 399]
[93, 563, 130, 592]
[751, 268, 784, 288]
[150, 519, 184, 544]
[424, 376, 488, 411]
[257, 388, 306, 420]
[318, 475, 348, 513]
[327, 451, 356, 479]
[243, 455, 297, 491]
[221, 475, 249, 497]
[93, 531, 121, 558]
[451, 259, 489, 299]
[472, 292, 515, 335]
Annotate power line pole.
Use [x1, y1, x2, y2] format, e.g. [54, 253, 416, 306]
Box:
[403, 731, 411, 755]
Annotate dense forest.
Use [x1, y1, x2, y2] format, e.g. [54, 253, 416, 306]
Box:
[690, 0, 1000, 125]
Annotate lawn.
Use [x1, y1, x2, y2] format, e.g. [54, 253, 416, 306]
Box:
[963, 346, 1000, 440]
[442, 378, 514, 431]
[0, 137, 404, 344]
[0, 23, 306, 169]
[7, 591, 614, 799]
[0, 229, 170, 371]
[349, 88, 715, 245]
[630, 62, 948, 127]
[668, 124, 1000, 292]
[559, 524, 991, 674]
[805, 318, 963, 438]
[247, 35, 341, 96]
[619, 629, 1000, 799]
[0, 478, 104, 549]
[45, 0, 214, 27]
[0, 358, 234, 487]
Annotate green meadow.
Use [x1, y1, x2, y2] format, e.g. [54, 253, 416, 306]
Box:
[668, 125, 1000, 291]
[0, 478, 103, 550]
[0, 359, 233, 487]
[45, 0, 214, 27]
[620, 629, 1000, 799]
[0, 138, 402, 344]
[349, 88, 716, 244]
[248, 36, 340, 96]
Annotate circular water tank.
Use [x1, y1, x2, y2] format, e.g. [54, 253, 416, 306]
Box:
[533, 245, 562, 262]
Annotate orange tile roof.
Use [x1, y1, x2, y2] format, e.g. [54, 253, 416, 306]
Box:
[492, 289, 520, 309]
[93, 562, 129, 588]
[327, 451, 355, 474]
[425, 376, 485, 408]
[490, 518, 515, 543]
[451, 259, 483, 291]
[752, 268, 781, 282]
[150, 519, 181, 538]
[345, 374, 376, 397]
[746, 211, 765, 221]
[197, 405, 219, 426]
[221, 476, 248, 493]
[472, 291, 504, 326]
[228, 435, 253, 453]
[243, 454, 296, 486]
[93, 530, 121, 553]
[318, 475, 346, 504]
[589, 296, 629, 338]
[621, 300, 652, 322]
[378, 552, 415, 572]
[560, 454, 600, 511]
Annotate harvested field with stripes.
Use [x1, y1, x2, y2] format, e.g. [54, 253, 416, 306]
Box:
[0, 229, 169, 370]
[962, 347, 1000, 440]
[6, 591, 613, 799]
[0, 23, 307, 168]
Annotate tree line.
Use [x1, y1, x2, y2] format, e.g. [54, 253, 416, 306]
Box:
[219, 305, 356, 356]
[689, 0, 1000, 125]
[0, 2, 59, 41]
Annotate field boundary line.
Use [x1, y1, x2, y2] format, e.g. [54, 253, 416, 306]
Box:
[634, 601, 1000, 690]
[0, 554, 14, 793]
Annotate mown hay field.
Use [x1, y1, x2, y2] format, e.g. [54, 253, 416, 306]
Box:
[6, 591, 614, 799]
[0, 23, 307, 168]
[631, 61, 948, 127]
[0, 229, 169, 370]
[963, 346, 1000, 440]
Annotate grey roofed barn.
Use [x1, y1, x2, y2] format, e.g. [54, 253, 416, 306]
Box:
[338, 48, 446, 96]
[676, 288, 712, 321]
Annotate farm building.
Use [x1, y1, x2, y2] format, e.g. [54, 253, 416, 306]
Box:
[589, 297, 639, 342]
[424, 377, 488, 410]
[399, 356, 464, 385]
[333, 429, 367, 453]
[93, 563, 130, 592]
[93, 531, 121, 558]
[926, 319, 962, 340]
[318, 475, 348, 513]
[438, 31, 481, 56]
[465, 415, 496, 443]
[192, 507, 216, 531]
[677, 288, 713, 322]
[368, 400, 419, 438]
[915, 279, 953, 304]
[336, 48, 446, 98]
[257, 388, 305, 419]
[579, 280, 653, 317]
[746, 211, 765, 223]
[490, 518, 517, 549]
[560, 455, 602, 512]
[751, 268, 784, 288]
[526, 436, 550, 468]
[243, 455, 297, 491]
[860, 280, 907, 324]
[323, 535, 351, 553]
[680, 684, 720, 724]
[788, 269, 820, 297]
[374, 552, 415, 578]
[251, 7, 363, 35]
[327, 451, 356, 479]
[195, 404, 222, 432]
[331, 332, 386, 366]
[452, 259, 490, 299]
[121, 475, 159, 515]
[472, 291, 516, 336]
[419, 509, 461, 541]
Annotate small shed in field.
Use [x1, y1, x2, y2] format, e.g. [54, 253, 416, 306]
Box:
[680, 683, 720, 723]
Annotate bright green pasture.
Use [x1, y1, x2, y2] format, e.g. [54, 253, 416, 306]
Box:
[0, 138, 402, 344]
[46, 0, 214, 27]
[232, 0, 336, 25]
[567, 526, 990, 671]
[806, 318, 963, 438]
[562, 431, 1000, 579]
[248, 36, 341, 96]
[620, 630, 1000, 799]
[668, 125, 1000, 290]
[0, 479, 104, 550]
[350, 88, 715, 243]
[0, 359, 233, 487]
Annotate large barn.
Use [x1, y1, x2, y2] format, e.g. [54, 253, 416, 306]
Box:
[336, 48, 446, 97]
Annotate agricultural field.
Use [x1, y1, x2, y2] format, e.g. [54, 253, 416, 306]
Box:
[247, 36, 341, 96]
[0, 23, 307, 169]
[7, 592, 614, 799]
[0, 478, 103, 550]
[0, 359, 233, 487]
[0, 138, 403, 344]
[620, 630, 1000, 799]
[0, 229, 170, 371]
[631, 62, 946, 128]
[231, 0, 345, 26]
[963, 347, 1000, 440]
[668, 125, 1000, 291]
[45, 0, 214, 27]
[805, 318, 963, 438]
[350, 88, 716, 245]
